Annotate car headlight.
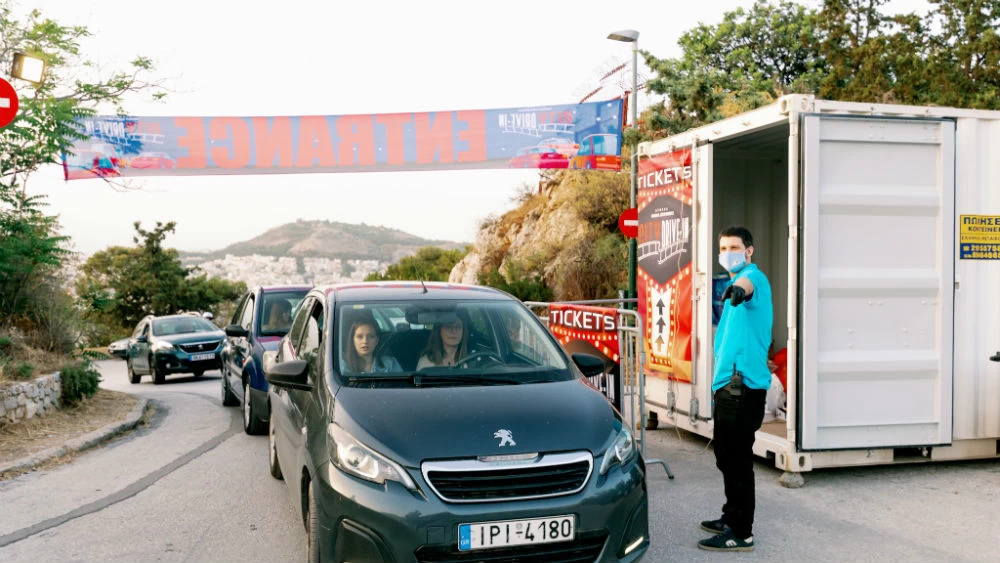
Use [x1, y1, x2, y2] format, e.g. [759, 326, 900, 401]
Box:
[599, 427, 636, 475]
[152, 341, 175, 352]
[327, 424, 416, 489]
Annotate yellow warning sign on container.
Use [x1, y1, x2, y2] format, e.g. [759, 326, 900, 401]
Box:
[959, 215, 1000, 259]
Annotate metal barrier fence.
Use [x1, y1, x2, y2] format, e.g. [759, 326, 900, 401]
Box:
[525, 300, 674, 480]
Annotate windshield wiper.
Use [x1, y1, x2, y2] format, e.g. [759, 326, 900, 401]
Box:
[346, 373, 419, 387]
[346, 372, 525, 387]
[413, 373, 524, 386]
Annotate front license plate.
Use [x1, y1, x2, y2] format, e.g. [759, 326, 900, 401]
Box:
[190, 353, 215, 361]
[458, 515, 574, 551]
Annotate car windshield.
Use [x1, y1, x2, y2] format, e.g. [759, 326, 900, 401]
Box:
[152, 317, 219, 336]
[259, 291, 308, 336]
[336, 299, 571, 386]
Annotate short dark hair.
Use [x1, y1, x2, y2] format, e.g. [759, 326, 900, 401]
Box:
[719, 226, 754, 248]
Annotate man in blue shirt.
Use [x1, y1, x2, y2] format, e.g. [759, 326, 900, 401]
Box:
[698, 226, 772, 552]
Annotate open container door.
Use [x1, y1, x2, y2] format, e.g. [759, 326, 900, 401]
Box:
[692, 143, 715, 419]
[799, 115, 955, 451]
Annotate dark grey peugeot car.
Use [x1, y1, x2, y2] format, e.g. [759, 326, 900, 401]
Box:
[266, 282, 648, 563]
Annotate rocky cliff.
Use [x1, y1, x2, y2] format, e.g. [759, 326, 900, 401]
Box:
[450, 170, 630, 301]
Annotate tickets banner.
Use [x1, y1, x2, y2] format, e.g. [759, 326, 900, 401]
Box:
[547, 303, 621, 411]
[61, 100, 623, 180]
[637, 149, 694, 382]
[548, 303, 620, 361]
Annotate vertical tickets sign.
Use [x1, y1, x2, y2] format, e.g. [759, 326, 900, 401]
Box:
[637, 149, 693, 382]
[61, 100, 623, 180]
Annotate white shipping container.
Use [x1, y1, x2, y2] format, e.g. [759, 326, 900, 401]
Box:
[637, 94, 1000, 480]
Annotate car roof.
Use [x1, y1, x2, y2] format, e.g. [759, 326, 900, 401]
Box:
[315, 282, 512, 303]
[149, 314, 213, 322]
[259, 285, 313, 293]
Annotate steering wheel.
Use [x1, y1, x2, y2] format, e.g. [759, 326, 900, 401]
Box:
[456, 351, 504, 368]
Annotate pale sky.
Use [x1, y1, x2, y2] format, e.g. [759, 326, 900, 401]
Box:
[16, 0, 929, 255]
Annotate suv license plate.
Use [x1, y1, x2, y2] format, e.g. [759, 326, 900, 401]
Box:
[458, 515, 574, 551]
[190, 353, 215, 361]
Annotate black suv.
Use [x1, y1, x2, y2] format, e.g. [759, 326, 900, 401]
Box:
[265, 282, 648, 562]
[126, 314, 225, 384]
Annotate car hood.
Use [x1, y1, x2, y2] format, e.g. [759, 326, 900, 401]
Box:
[157, 331, 225, 346]
[333, 379, 622, 467]
[260, 337, 281, 351]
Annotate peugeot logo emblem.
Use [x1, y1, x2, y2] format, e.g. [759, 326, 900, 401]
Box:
[493, 429, 516, 447]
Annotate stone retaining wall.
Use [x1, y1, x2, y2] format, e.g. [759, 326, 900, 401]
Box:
[0, 373, 61, 424]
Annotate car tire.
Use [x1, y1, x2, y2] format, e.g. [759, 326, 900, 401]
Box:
[221, 367, 238, 406]
[243, 380, 265, 435]
[268, 415, 283, 480]
[307, 481, 321, 563]
[152, 358, 165, 385]
[127, 359, 141, 384]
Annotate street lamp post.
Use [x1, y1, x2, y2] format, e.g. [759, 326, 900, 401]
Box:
[10, 52, 46, 84]
[608, 29, 639, 309]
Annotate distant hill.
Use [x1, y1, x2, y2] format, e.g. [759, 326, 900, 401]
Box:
[180, 220, 467, 263]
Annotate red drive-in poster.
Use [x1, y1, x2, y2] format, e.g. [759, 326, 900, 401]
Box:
[637, 149, 693, 382]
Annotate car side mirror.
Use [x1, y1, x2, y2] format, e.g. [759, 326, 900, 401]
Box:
[225, 324, 249, 338]
[135, 335, 148, 343]
[572, 353, 607, 377]
[265, 360, 312, 391]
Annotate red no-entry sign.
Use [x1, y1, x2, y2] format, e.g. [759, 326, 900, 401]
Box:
[618, 207, 638, 238]
[0, 78, 19, 128]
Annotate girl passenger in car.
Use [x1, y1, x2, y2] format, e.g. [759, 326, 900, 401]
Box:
[343, 318, 402, 373]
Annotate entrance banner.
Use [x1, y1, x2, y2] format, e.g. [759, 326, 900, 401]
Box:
[637, 149, 693, 382]
[61, 100, 623, 180]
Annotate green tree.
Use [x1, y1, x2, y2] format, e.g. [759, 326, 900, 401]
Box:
[366, 246, 468, 282]
[0, 0, 164, 339]
[0, 1, 165, 193]
[923, 0, 1000, 108]
[642, 0, 822, 135]
[77, 222, 246, 331]
[0, 192, 68, 325]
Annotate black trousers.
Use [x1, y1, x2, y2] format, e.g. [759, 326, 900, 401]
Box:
[712, 386, 767, 539]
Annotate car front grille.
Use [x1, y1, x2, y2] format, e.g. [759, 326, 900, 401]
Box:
[414, 530, 607, 563]
[422, 452, 592, 503]
[178, 340, 220, 353]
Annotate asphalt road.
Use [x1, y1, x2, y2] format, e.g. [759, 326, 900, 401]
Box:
[0, 360, 997, 562]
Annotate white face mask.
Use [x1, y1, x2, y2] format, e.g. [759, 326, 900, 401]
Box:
[719, 251, 747, 273]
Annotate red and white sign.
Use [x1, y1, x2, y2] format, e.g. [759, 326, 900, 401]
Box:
[548, 303, 620, 362]
[618, 207, 638, 238]
[0, 78, 19, 128]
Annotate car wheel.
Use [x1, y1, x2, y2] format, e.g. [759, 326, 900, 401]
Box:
[193, 369, 205, 378]
[243, 380, 265, 435]
[268, 415, 283, 480]
[152, 358, 165, 385]
[127, 359, 141, 384]
[307, 481, 321, 563]
[221, 367, 238, 406]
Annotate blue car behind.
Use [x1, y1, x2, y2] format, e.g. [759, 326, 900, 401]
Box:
[220, 285, 311, 434]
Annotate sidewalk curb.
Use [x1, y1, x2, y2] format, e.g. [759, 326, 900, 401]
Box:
[0, 396, 150, 476]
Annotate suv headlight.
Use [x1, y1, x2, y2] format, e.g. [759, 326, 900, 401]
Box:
[152, 341, 175, 352]
[327, 424, 416, 489]
[599, 427, 636, 475]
